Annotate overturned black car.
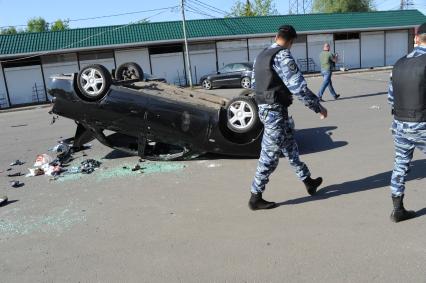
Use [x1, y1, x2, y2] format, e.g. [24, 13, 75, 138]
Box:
[50, 62, 264, 161]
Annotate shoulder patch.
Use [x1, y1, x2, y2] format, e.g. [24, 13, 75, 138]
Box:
[288, 60, 299, 73]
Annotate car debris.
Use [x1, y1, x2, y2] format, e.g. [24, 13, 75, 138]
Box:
[9, 180, 24, 188]
[7, 172, 24, 177]
[9, 160, 25, 166]
[10, 124, 28, 128]
[26, 168, 45, 177]
[34, 154, 54, 167]
[131, 164, 142, 172]
[80, 159, 102, 174]
[0, 196, 8, 206]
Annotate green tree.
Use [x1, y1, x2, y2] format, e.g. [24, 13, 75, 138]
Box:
[0, 26, 18, 35]
[27, 17, 49, 32]
[50, 19, 70, 31]
[229, 0, 278, 17]
[313, 0, 374, 13]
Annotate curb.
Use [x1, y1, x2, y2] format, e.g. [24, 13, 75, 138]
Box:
[304, 66, 393, 78]
[0, 103, 51, 114]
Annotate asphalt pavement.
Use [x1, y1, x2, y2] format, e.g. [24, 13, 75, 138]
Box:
[0, 70, 425, 282]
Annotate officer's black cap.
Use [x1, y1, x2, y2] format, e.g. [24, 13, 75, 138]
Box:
[417, 22, 426, 35]
[278, 25, 297, 40]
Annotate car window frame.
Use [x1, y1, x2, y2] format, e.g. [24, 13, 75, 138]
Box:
[219, 64, 234, 74]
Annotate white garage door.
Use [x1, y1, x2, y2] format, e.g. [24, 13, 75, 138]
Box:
[80, 58, 115, 72]
[5, 65, 46, 105]
[0, 65, 9, 108]
[189, 43, 217, 84]
[386, 30, 408, 66]
[151, 52, 186, 85]
[308, 34, 334, 72]
[217, 40, 249, 68]
[248, 37, 274, 61]
[42, 62, 79, 91]
[335, 39, 360, 69]
[291, 42, 307, 70]
[114, 48, 150, 74]
[361, 31, 385, 68]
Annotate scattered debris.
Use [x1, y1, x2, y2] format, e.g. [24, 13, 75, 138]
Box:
[132, 164, 142, 172]
[0, 196, 8, 206]
[139, 159, 146, 163]
[26, 168, 44, 177]
[43, 165, 63, 177]
[7, 172, 24, 177]
[50, 115, 59, 125]
[10, 124, 28, 128]
[9, 160, 25, 166]
[370, 105, 381, 110]
[9, 180, 24, 188]
[34, 154, 54, 167]
[6, 168, 12, 171]
[80, 159, 102, 174]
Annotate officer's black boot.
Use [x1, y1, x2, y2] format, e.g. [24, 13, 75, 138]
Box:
[248, 193, 276, 210]
[303, 177, 323, 196]
[390, 195, 416, 223]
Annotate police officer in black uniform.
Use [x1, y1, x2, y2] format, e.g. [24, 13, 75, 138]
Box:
[249, 25, 327, 210]
[388, 23, 426, 222]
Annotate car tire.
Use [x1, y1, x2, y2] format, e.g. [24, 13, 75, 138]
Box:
[241, 77, 252, 89]
[115, 62, 144, 81]
[239, 89, 254, 97]
[202, 79, 213, 90]
[226, 96, 260, 134]
[77, 64, 112, 101]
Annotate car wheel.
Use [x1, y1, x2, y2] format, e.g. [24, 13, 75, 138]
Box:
[226, 96, 260, 134]
[239, 89, 254, 97]
[241, 77, 252, 89]
[115, 62, 144, 81]
[77, 64, 112, 101]
[202, 79, 212, 90]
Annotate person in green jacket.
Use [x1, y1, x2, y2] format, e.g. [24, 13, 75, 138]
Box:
[318, 43, 340, 101]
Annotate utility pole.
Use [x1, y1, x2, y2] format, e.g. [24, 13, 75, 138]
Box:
[400, 0, 414, 10]
[181, 0, 193, 87]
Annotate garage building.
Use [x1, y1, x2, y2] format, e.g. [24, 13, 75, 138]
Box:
[0, 9, 425, 108]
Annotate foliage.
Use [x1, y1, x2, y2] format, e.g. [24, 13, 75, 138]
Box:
[27, 17, 49, 32]
[0, 26, 18, 35]
[313, 0, 374, 13]
[50, 19, 70, 31]
[229, 0, 279, 17]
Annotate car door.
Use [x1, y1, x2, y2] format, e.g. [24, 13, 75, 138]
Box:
[212, 64, 235, 87]
[230, 63, 249, 86]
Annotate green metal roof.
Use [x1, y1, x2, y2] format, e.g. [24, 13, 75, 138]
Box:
[0, 10, 425, 57]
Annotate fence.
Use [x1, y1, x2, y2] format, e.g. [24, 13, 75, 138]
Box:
[32, 83, 47, 103]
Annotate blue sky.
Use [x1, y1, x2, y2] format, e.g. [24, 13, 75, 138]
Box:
[0, 0, 425, 29]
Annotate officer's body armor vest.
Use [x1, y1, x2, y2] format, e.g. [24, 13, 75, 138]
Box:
[392, 53, 426, 122]
[254, 46, 293, 107]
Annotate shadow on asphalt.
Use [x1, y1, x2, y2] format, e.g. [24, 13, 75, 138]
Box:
[321, 92, 387, 102]
[296, 126, 347, 155]
[0, 200, 19, 208]
[277, 159, 426, 212]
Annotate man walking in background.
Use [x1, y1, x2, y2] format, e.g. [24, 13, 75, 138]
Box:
[318, 43, 340, 102]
